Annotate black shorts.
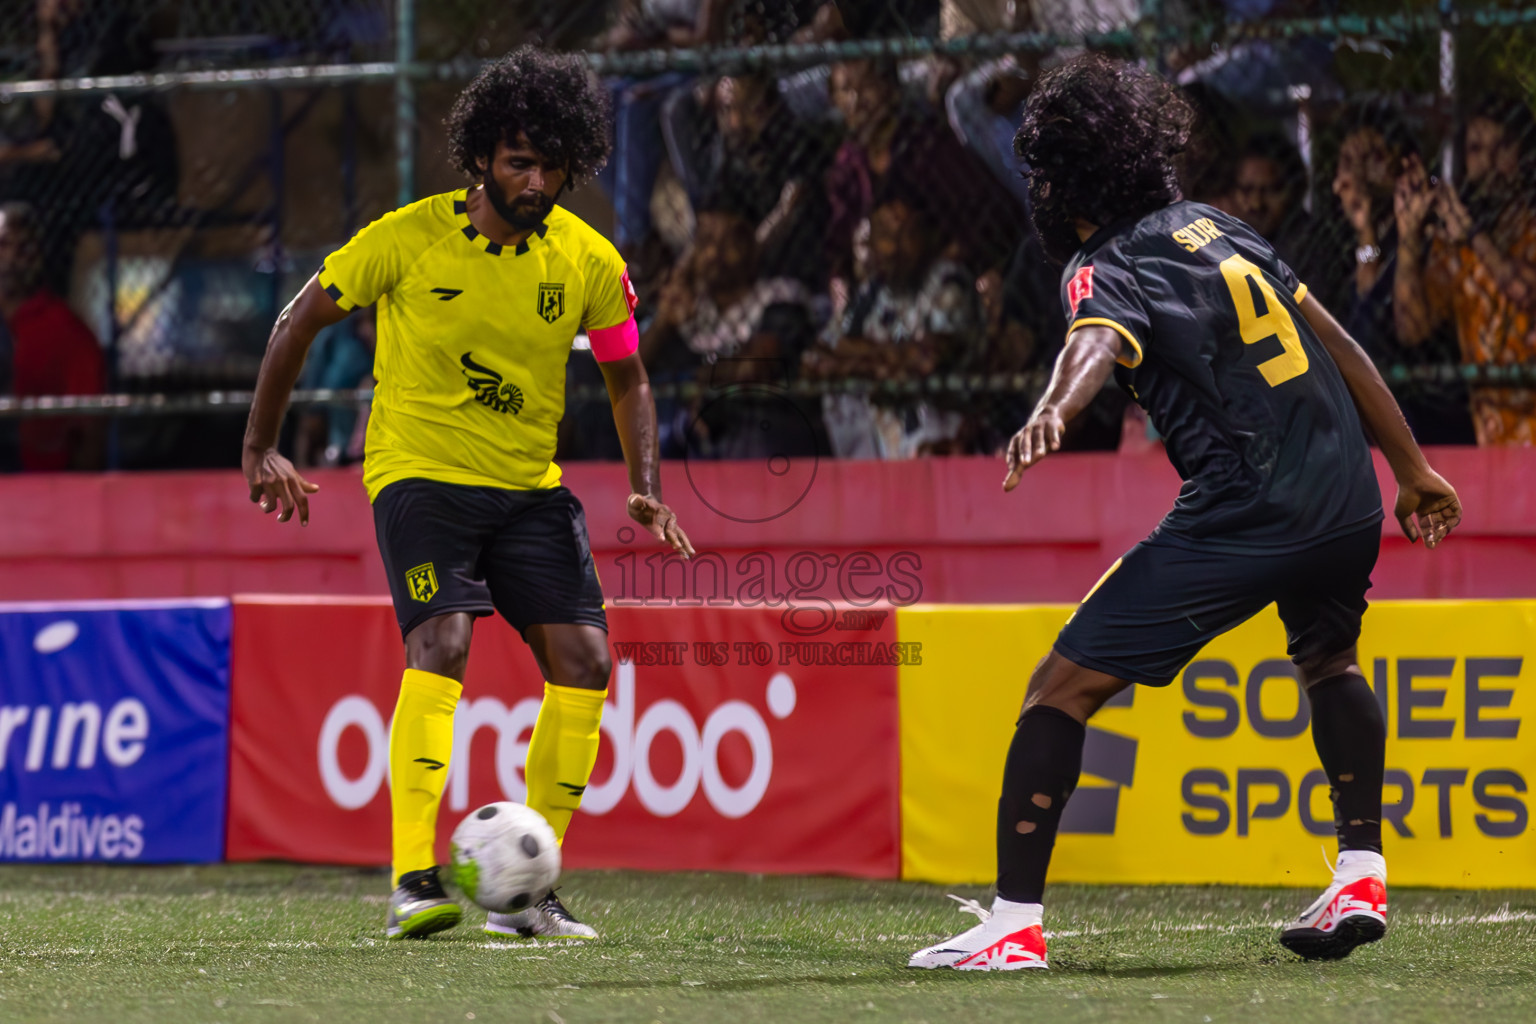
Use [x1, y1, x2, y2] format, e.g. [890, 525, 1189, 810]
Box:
[1054, 523, 1381, 686]
[372, 479, 607, 639]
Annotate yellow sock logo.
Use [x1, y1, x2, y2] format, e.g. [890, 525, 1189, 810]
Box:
[406, 563, 439, 603]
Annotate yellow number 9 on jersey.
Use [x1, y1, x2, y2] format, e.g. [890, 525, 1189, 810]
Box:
[1218, 253, 1309, 387]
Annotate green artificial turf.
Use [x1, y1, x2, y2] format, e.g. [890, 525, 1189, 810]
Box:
[2, 864, 1533, 1023]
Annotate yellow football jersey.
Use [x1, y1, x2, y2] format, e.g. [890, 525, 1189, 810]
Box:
[317, 188, 635, 500]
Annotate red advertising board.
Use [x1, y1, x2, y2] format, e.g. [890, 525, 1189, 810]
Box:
[226, 597, 901, 877]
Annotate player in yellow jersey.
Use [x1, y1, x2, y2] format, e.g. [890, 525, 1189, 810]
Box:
[241, 48, 694, 940]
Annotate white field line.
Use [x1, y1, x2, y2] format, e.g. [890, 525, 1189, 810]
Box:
[1041, 906, 1536, 940]
[6, 909, 1533, 959]
[0, 891, 387, 904]
[885, 906, 1536, 944]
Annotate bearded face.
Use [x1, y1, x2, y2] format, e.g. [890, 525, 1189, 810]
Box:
[483, 166, 555, 230]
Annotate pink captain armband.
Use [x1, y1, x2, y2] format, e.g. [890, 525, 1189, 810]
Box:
[588, 316, 639, 362]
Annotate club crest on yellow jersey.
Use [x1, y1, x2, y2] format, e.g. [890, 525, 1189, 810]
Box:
[406, 562, 439, 603]
[537, 282, 565, 323]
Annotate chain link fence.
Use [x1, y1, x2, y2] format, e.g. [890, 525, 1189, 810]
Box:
[0, 0, 1533, 469]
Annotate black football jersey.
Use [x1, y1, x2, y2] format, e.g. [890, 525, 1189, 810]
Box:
[1061, 201, 1383, 552]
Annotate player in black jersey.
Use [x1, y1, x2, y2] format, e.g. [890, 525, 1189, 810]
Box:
[909, 54, 1462, 972]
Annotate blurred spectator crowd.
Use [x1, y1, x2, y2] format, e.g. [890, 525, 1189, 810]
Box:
[554, 0, 1536, 462]
[5, 0, 1536, 472]
[0, 0, 177, 471]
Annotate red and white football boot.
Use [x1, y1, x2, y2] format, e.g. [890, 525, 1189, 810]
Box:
[908, 895, 1048, 971]
[1280, 850, 1388, 960]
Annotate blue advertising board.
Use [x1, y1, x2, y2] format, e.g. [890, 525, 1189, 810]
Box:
[0, 599, 231, 862]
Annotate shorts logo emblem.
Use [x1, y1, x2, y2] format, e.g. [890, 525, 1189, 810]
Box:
[537, 281, 565, 323]
[406, 562, 439, 603]
[460, 352, 524, 415]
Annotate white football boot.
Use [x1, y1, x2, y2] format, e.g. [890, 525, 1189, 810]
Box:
[484, 890, 598, 940]
[908, 895, 1048, 970]
[1280, 850, 1388, 960]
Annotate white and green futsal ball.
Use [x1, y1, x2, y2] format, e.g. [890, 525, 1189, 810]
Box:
[450, 802, 561, 913]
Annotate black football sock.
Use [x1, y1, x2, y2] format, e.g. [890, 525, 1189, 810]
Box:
[996, 705, 1086, 904]
[1306, 673, 1386, 854]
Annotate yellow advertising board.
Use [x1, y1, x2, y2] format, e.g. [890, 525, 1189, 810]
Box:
[897, 602, 1536, 888]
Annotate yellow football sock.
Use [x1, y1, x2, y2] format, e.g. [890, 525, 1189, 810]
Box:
[389, 668, 462, 884]
[524, 682, 607, 844]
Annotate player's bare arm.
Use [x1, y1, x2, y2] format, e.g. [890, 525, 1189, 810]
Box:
[242, 275, 351, 525]
[1298, 294, 1461, 547]
[1003, 325, 1122, 490]
[599, 351, 695, 559]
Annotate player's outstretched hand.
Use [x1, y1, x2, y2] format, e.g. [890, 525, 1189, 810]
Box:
[1003, 408, 1067, 492]
[1393, 468, 1461, 549]
[628, 493, 695, 560]
[243, 444, 320, 526]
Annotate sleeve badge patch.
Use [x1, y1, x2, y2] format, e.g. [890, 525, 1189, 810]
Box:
[1067, 265, 1094, 317]
[620, 268, 638, 317]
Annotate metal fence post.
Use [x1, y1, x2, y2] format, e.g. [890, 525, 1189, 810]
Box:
[1138, 0, 1164, 72]
[101, 199, 120, 471]
[395, 0, 416, 208]
[268, 87, 286, 320]
[343, 84, 359, 237]
[1440, 0, 1458, 183]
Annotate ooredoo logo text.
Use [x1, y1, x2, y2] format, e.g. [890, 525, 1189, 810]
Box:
[316, 660, 795, 819]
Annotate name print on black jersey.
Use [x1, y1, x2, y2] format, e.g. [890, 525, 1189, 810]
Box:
[1172, 217, 1225, 253]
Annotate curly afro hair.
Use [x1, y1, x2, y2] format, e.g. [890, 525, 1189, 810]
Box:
[446, 46, 613, 184]
[1014, 53, 1193, 262]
